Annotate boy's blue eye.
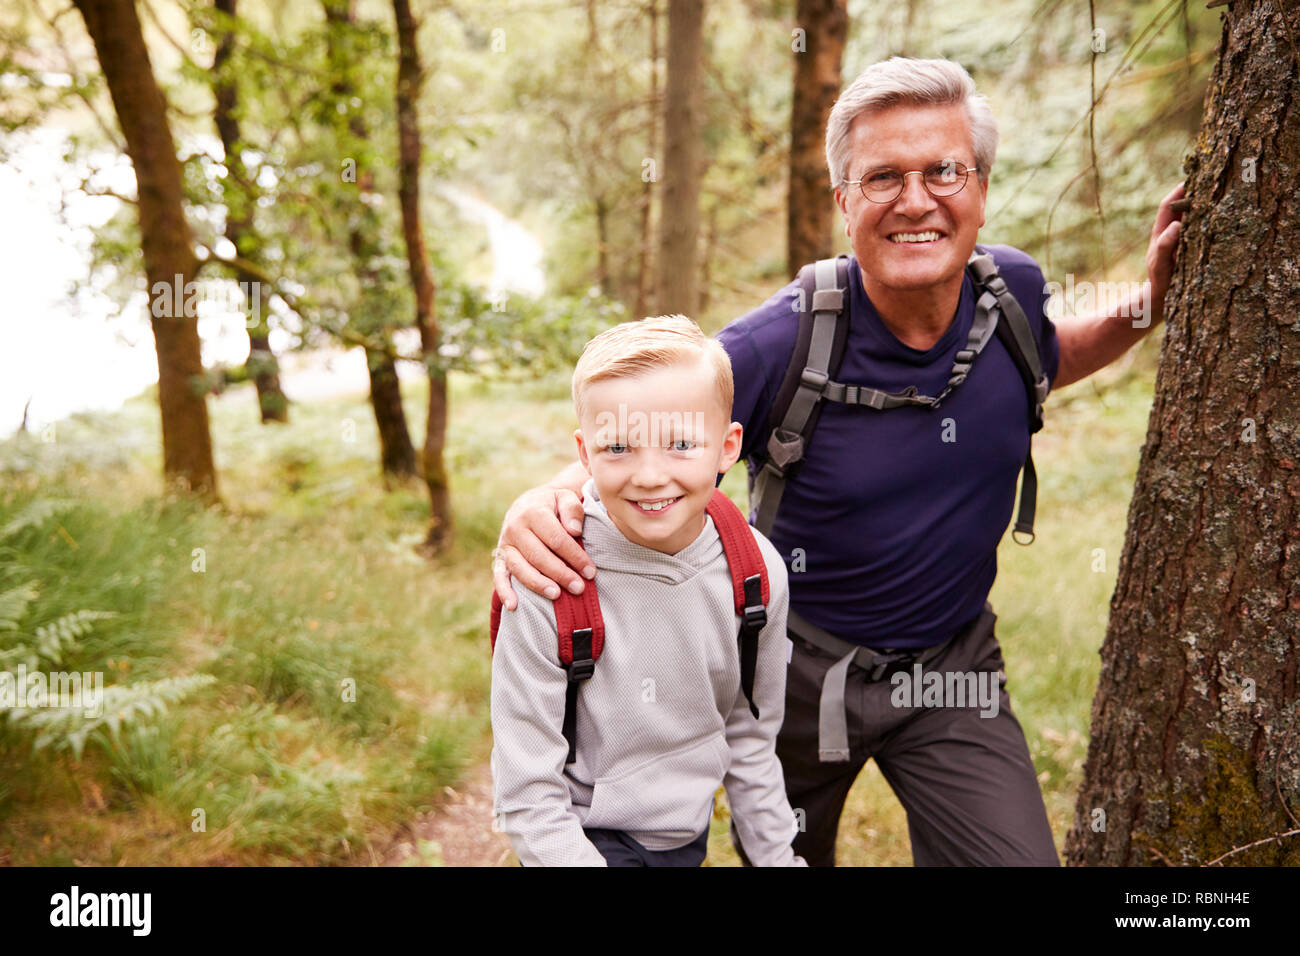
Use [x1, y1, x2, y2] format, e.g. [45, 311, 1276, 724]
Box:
[671, 440, 696, 451]
[607, 444, 627, 454]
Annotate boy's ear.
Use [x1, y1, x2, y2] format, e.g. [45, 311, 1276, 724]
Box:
[717, 421, 743, 475]
[574, 428, 592, 474]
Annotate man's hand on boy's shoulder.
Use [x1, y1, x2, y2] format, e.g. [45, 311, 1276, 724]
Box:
[493, 482, 596, 612]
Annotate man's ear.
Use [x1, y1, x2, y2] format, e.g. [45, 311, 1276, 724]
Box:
[574, 428, 592, 474]
[834, 185, 850, 226]
[977, 174, 988, 228]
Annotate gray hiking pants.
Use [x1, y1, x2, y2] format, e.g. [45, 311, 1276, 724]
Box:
[737, 603, 1059, 866]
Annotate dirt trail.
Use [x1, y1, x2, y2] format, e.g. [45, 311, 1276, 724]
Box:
[382, 763, 515, 867]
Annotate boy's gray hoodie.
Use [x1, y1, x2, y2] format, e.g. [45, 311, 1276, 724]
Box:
[491, 477, 803, 866]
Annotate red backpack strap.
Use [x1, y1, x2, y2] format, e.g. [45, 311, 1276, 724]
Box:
[490, 591, 504, 653]
[553, 566, 602, 764]
[707, 489, 769, 718]
[487, 542, 603, 765]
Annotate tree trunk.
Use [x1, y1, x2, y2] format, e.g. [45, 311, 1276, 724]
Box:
[213, 0, 289, 424]
[367, 350, 419, 479]
[323, 0, 418, 481]
[393, 0, 453, 553]
[1065, 1, 1300, 866]
[655, 0, 704, 317]
[787, 0, 847, 275]
[74, 0, 217, 498]
[594, 194, 611, 296]
[635, 0, 660, 320]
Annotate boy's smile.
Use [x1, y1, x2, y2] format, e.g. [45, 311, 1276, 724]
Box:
[575, 359, 743, 556]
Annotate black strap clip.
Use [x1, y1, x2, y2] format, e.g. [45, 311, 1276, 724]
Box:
[742, 575, 766, 631]
[567, 627, 595, 681]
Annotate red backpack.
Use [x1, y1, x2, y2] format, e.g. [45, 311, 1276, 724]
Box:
[490, 488, 771, 764]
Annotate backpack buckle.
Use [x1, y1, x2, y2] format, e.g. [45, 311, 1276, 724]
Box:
[567, 657, 595, 682]
[800, 366, 828, 390]
[567, 627, 595, 681]
[766, 429, 805, 470]
[811, 288, 843, 312]
[742, 574, 767, 630]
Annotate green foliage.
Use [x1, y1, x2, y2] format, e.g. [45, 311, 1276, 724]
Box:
[7, 674, 217, 762]
[436, 284, 629, 377]
[0, 495, 213, 761]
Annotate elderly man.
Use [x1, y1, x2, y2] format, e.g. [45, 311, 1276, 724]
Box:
[491, 57, 1184, 866]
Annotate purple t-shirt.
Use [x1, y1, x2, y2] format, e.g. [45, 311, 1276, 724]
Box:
[716, 244, 1060, 650]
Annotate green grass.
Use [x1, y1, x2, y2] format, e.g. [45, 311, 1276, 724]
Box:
[0, 336, 1158, 866]
[0, 367, 577, 865]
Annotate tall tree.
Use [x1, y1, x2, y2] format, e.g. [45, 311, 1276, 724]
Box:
[787, 0, 847, 275]
[655, 0, 704, 316]
[73, 0, 218, 497]
[323, 0, 418, 481]
[392, 0, 452, 552]
[213, 0, 290, 424]
[634, 0, 661, 319]
[1066, 1, 1300, 866]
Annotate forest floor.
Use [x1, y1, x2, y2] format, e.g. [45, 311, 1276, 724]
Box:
[381, 764, 513, 867]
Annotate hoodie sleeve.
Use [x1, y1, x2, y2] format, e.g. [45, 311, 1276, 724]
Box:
[720, 540, 807, 866]
[490, 581, 607, 867]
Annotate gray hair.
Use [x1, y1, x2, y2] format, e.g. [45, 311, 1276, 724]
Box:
[825, 57, 998, 190]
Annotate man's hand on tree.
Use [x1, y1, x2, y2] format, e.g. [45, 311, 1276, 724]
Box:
[492, 485, 594, 611]
[1145, 181, 1187, 326]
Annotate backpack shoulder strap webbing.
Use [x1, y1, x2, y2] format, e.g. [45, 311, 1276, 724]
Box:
[707, 489, 770, 719]
[967, 247, 1051, 543]
[488, 549, 605, 764]
[967, 249, 1049, 427]
[751, 255, 850, 538]
[552, 574, 603, 763]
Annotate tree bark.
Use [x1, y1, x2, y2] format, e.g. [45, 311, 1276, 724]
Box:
[393, 0, 453, 553]
[74, 0, 218, 498]
[787, 0, 848, 275]
[655, 0, 704, 317]
[323, 0, 418, 481]
[213, 0, 289, 424]
[1066, 1, 1300, 866]
[635, 0, 660, 320]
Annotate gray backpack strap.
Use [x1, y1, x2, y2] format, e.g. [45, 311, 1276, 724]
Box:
[752, 257, 845, 538]
[967, 249, 1050, 543]
[967, 252, 1049, 415]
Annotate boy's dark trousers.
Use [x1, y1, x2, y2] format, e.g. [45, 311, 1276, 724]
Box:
[733, 604, 1059, 867]
[584, 825, 709, 867]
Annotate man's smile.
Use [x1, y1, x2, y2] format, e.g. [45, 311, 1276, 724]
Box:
[887, 229, 946, 243]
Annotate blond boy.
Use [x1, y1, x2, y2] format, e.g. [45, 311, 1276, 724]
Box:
[490, 315, 804, 867]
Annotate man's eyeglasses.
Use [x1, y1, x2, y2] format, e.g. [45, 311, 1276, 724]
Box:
[843, 160, 979, 204]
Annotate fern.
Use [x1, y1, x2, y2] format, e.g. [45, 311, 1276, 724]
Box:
[0, 498, 77, 540]
[0, 605, 117, 672]
[0, 583, 38, 632]
[32, 610, 118, 667]
[3, 674, 217, 761]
